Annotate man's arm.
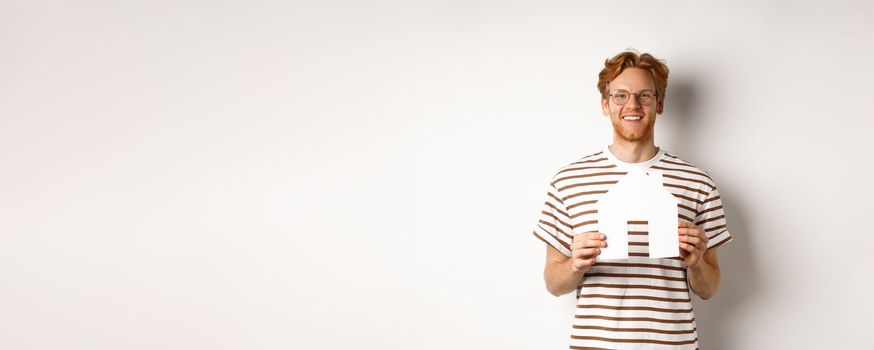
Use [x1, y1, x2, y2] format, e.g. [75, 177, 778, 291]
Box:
[679, 220, 721, 300]
[543, 232, 605, 296]
[544, 245, 584, 296]
[687, 248, 721, 300]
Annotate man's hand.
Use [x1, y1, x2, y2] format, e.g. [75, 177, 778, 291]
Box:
[678, 221, 708, 268]
[571, 232, 606, 273]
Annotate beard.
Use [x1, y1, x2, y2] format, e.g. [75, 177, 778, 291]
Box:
[611, 116, 656, 143]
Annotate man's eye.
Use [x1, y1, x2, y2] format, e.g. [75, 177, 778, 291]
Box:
[614, 93, 628, 99]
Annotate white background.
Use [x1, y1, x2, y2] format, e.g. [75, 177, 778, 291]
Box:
[2, 1, 873, 349]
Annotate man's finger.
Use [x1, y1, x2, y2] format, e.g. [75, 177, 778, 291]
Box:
[679, 242, 697, 255]
[678, 220, 695, 228]
[573, 231, 604, 244]
[680, 235, 701, 245]
[584, 232, 606, 241]
[571, 239, 584, 250]
[573, 258, 596, 269]
[573, 248, 601, 259]
[571, 237, 605, 250]
[582, 239, 607, 248]
[678, 227, 699, 236]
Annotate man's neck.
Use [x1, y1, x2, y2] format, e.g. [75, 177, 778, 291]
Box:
[608, 140, 659, 163]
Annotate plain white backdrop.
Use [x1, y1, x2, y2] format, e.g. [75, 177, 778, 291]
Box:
[2, 1, 873, 349]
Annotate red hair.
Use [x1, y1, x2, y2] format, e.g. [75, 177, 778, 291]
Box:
[597, 50, 669, 106]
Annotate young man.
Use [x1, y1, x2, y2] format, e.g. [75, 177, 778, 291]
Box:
[532, 51, 732, 349]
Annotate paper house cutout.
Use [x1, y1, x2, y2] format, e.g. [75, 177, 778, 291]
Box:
[595, 169, 679, 259]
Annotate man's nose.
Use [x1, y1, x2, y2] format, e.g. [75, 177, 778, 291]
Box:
[625, 94, 641, 108]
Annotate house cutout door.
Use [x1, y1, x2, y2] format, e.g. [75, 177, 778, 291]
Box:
[627, 221, 650, 257]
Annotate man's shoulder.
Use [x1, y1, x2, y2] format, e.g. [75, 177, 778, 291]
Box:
[658, 151, 719, 188]
[547, 150, 612, 187]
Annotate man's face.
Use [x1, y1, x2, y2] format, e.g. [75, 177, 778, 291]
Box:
[601, 67, 663, 143]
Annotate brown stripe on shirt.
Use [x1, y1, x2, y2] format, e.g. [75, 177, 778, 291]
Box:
[571, 335, 698, 346]
[569, 156, 608, 166]
[584, 272, 687, 282]
[532, 230, 570, 251]
[709, 234, 732, 250]
[593, 262, 685, 271]
[696, 215, 725, 226]
[577, 304, 693, 313]
[539, 220, 571, 238]
[545, 201, 570, 218]
[573, 325, 697, 335]
[704, 195, 721, 204]
[563, 190, 609, 202]
[578, 294, 692, 303]
[574, 314, 695, 324]
[555, 165, 616, 179]
[573, 220, 598, 228]
[661, 158, 697, 168]
[662, 173, 715, 190]
[571, 209, 598, 219]
[704, 224, 727, 233]
[553, 170, 625, 186]
[559, 180, 619, 192]
[567, 200, 598, 211]
[673, 193, 704, 205]
[542, 211, 572, 229]
[651, 165, 713, 181]
[581, 283, 689, 293]
[664, 183, 709, 196]
[698, 205, 724, 215]
[548, 191, 565, 205]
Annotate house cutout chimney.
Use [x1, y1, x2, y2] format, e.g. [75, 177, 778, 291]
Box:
[594, 169, 680, 259]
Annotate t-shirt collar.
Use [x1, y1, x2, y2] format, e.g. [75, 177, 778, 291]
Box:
[603, 144, 665, 171]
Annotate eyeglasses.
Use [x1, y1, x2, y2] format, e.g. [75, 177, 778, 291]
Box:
[608, 90, 657, 106]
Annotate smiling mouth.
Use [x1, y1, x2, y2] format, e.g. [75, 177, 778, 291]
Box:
[622, 115, 642, 121]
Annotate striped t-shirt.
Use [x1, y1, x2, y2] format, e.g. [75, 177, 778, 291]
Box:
[533, 146, 732, 350]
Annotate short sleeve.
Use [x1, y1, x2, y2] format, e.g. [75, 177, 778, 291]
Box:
[532, 183, 574, 257]
[695, 187, 732, 250]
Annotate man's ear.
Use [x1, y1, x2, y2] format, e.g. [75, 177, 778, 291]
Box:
[601, 98, 610, 116]
[656, 100, 664, 114]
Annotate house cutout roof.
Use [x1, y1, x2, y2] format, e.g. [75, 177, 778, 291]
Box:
[595, 169, 680, 259]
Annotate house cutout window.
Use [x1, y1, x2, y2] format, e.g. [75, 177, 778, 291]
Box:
[594, 169, 680, 259]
